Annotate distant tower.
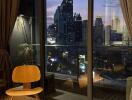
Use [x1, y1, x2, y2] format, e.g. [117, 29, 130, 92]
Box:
[105, 25, 111, 45]
[73, 13, 82, 43]
[94, 16, 104, 47]
[82, 20, 88, 45]
[112, 16, 121, 32]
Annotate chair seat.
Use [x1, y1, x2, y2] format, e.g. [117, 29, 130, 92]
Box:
[6, 87, 43, 96]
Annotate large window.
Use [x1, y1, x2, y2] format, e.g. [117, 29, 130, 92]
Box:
[46, 0, 88, 78]
[93, 0, 129, 99]
[46, 0, 88, 97]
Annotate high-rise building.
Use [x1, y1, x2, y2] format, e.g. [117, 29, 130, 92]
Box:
[105, 25, 111, 45]
[112, 16, 121, 32]
[82, 20, 88, 45]
[94, 16, 104, 47]
[54, 0, 74, 45]
[73, 13, 82, 43]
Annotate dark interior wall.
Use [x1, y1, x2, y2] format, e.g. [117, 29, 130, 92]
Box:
[18, 0, 38, 45]
[19, 0, 35, 17]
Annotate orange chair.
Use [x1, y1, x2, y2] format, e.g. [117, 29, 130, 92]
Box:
[6, 65, 43, 100]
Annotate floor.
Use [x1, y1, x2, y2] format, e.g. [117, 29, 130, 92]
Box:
[46, 89, 100, 100]
[2, 96, 36, 100]
[1, 88, 125, 100]
[55, 78, 126, 100]
[1, 89, 100, 100]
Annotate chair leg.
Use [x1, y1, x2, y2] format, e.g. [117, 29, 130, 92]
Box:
[1, 94, 5, 100]
[8, 96, 13, 100]
[35, 94, 40, 100]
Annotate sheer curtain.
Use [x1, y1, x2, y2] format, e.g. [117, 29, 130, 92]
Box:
[120, 0, 132, 36]
[0, 0, 19, 87]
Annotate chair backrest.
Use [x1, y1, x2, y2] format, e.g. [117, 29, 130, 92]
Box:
[12, 65, 41, 83]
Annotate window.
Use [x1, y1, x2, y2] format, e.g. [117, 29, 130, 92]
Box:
[46, 0, 88, 97]
[46, 0, 88, 77]
[93, 0, 128, 99]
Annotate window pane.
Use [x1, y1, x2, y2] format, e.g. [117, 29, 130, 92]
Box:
[93, 0, 128, 99]
[46, 0, 89, 99]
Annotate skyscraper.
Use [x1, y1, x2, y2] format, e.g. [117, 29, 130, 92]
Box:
[82, 20, 88, 45]
[94, 16, 104, 47]
[112, 16, 121, 32]
[54, 0, 74, 45]
[73, 13, 82, 43]
[105, 25, 111, 45]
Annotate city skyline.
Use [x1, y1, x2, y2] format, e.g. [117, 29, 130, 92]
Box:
[46, 0, 129, 46]
[47, 0, 124, 26]
[47, 0, 87, 26]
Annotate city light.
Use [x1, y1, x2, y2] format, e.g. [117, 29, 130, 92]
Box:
[50, 58, 57, 62]
[62, 51, 68, 58]
[79, 71, 104, 88]
[80, 63, 86, 73]
[47, 37, 56, 44]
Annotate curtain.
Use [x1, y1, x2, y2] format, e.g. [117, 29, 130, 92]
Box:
[0, 0, 19, 87]
[120, 1, 132, 100]
[120, 0, 132, 37]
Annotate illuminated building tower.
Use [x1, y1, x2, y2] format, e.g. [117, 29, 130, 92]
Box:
[54, 0, 74, 45]
[112, 16, 121, 32]
[94, 16, 104, 47]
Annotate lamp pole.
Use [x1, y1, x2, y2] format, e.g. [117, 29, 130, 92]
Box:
[29, 17, 33, 44]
